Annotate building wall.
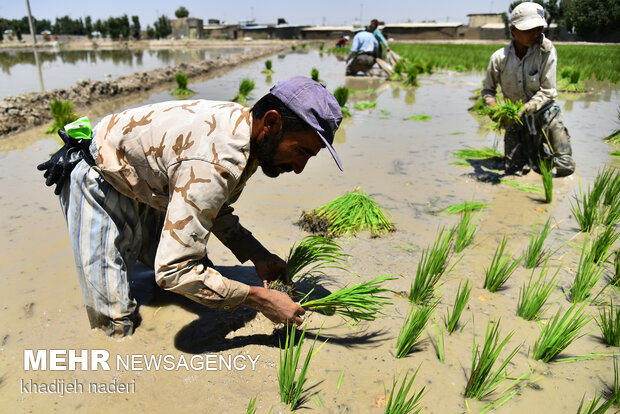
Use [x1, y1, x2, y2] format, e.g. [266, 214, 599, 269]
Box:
[468, 14, 504, 28]
[171, 18, 204, 39]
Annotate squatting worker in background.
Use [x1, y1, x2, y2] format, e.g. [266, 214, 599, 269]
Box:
[481, 2, 575, 177]
[346, 27, 379, 76]
[369, 19, 389, 59]
[37, 76, 343, 337]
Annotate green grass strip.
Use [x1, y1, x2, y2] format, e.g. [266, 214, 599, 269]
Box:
[354, 101, 377, 110]
[500, 179, 543, 194]
[452, 146, 503, 161]
[439, 201, 488, 215]
[406, 114, 431, 121]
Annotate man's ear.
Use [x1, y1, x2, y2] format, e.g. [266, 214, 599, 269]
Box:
[262, 109, 283, 136]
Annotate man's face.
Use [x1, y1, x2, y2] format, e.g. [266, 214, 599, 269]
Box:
[256, 128, 324, 178]
[511, 26, 543, 49]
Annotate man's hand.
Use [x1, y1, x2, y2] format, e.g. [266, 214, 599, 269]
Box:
[517, 101, 537, 119]
[243, 286, 305, 325]
[252, 250, 291, 286]
[485, 97, 497, 107]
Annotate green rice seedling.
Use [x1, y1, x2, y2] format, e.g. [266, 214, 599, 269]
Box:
[517, 257, 560, 321]
[47, 99, 79, 133]
[500, 179, 543, 194]
[539, 158, 554, 203]
[300, 274, 394, 323]
[444, 279, 471, 334]
[405, 114, 431, 121]
[232, 78, 255, 105]
[483, 236, 522, 293]
[171, 72, 195, 98]
[570, 174, 608, 232]
[278, 324, 322, 410]
[590, 225, 619, 264]
[434, 317, 445, 362]
[318, 42, 325, 52]
[261, 59, 274, 74]
[523, 217, 553, 269]
[560, 67, 573, 79]
[614, 250, 620, 287]
[452, 146, 503, 161]
[389, 58, 406, 80]
[333, 86, 351, 118]
[532, 301, 592, 362]
[311, 68, 321, 82]
[286, 235, 349, 283]
[570, 237, 606, 303]
[558, 68, 586, 93]
[454, 208, 480, 253]
[485, 99, 523, 131]
[384, 366, 426, 414]
[409, 227, 455, 304]
[350, 88, 377, 94]
[464, 319, 521, 400]
[611, 356, 620, 406]
[439, 201, 488, 215]
[596, 299, 620, 347]
[576, 393, 614, 414]
[302, 188, 394, 237]
[396, 299, 438, 358]
[354, 101, 377, 110]
[246, 394, 258, 414]
[402, 63, 419, 87]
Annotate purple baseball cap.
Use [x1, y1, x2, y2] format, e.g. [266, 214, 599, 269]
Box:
[270, 76, 344, 171]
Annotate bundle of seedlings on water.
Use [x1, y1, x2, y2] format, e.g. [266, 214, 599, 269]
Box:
[570, 237, 606, 303]
[354, 101, 377, 110]
[558, 68, 586, 93]
[589, 225, 619, 264]
[405, 114, 431, 121]
[300, 188, 394, 237]
[395, 299, 439, 358]
[516, 257, 560, 321]
[454, 208, 480, 253]
[402, 63, 419, 87]
[47, 99, 79, 133]
[232, 78, 255, 105]
[300, 274, 394, 323]
[452, 146, 503, 161]
[261, 60, 274, 75]
[389, 58, 406, 80]
[278, 324, 323, 410]
[171, 72, 195, 98]
[485, 99, 523, 131]
[483, 236, 522, 293]
[464, 319, 521, 400]
[523, 216, 553, 269]
[438, 201, 488, 215]
[538, 157, 554, 203]
[500, 179, 543, 194]
[444, 279, 471, 334]
[311, 68, 321, 82]
[532, 302, 592, 362]
[408, 227, 455, 304]
[384, 366, 426, 414]
[318, 42, 325, 52]
[285, 235, 349, 283]
[596, 299, 620, 347]
[333, 86, 351, 118]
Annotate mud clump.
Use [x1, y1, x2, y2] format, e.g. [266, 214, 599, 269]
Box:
[267, 280, 296, 298]
[296, 210, 331, 237]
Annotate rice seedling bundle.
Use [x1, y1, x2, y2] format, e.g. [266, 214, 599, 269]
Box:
[171, 72, 195, 98]
[405, 114, 431, 121]
[384, 366, 426, 414]
[452, 146, 503, 161]
[311, 68, 321, 82]
[538, 158, 554, 203]
[402, 63, 419, 87]
[302, 188, 394, 237]
[485, 99, 524, 131]
[47, 99, 79, 133]
[589, 225, 619, 264]
[517, 258, 560, 321]
[558, 67, 586, 93]
[483, 236, 521, 293]
[523, 217, 553, 269]
[389, 59, 406, 80]
[596, 299, 620, 347]
[464, 319, 521, 400]
[570, 237, 606, 303]
[232, 78, 255, 105]
[409, 227, 455, 304]
[319, 42, 325, 51]
[570, 169, 614, 232]
[354, 101, 377, 110]
[532, 302, 592, 362]
[300, 274, 394, 323]
[261, 60, 274, 74]
[444, 279, 471, 334]
[396, 299, 438, 358]
[333, 86, 351, 118]
[278, 324, 322, 410]
[439, 201, 488, 215]
[286, 235, 349, 283]
[454, 208, 480, 253]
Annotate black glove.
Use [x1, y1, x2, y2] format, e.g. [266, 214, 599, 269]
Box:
[36, 129, 95, 195]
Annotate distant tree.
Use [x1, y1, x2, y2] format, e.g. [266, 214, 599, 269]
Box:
[146, 25, 155, 39]
[94, 19, 107, 37]
[561, 0, 619, 37]
[175, 7, 189, 18]
[153, 15, 171, 38]
[131, 15, 141, 39]
[107, 17, 121, 39]
[85, 16, 93, 38]
[35, 18, 52, 33]
[119, 14, 130, 38]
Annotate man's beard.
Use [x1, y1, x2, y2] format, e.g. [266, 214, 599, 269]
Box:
[256, 129, 285, 178]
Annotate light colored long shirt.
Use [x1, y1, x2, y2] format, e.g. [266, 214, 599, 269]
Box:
[373, 28, 388, 48]
[482, 34, 557, 112]
[93, 100, 262, 312]
[349, 30, 378, 55]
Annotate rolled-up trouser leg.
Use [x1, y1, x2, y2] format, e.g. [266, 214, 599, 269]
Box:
[504, 124, 531, 175]
[543, 106, 575, 177]
[60, 160, 143, 337]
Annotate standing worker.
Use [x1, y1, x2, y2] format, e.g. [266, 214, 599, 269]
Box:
[369, 19, 389, 59]
[346, 27, 379, 76]
[37, 76, 343, 337]
[481, 2, 575, 177]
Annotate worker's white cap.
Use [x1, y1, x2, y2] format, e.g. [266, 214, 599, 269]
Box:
[510, 2, 547, 31]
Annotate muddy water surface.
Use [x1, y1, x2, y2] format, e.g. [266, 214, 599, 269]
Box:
[0, 49, 619, 413]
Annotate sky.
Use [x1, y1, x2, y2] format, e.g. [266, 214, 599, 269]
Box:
[1, 0, 517, 27]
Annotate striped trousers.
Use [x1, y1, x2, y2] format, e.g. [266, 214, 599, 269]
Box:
[59, 157, 164, 337]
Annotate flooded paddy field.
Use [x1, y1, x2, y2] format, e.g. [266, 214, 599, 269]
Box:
[0, 48, 618, 413]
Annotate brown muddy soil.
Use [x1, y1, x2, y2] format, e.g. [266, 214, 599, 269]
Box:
[0, 49, 619, 414]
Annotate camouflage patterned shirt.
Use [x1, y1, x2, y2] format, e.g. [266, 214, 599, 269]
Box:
[92, 100, 261, 312]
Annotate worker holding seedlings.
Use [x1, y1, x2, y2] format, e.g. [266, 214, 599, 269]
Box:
[37, 76, 343, 337]
[346, 27, 379, 76]
[481, 2, 575, 177]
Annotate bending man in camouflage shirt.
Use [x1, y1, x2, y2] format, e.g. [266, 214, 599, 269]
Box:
[39, 76, 343, 337]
